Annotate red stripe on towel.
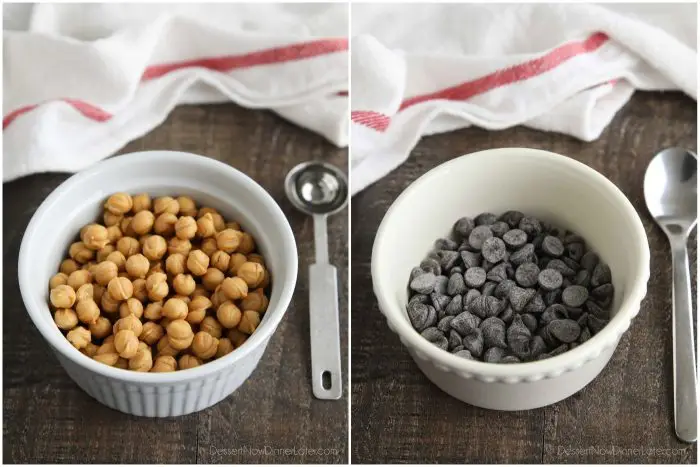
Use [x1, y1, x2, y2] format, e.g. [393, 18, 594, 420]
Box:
[350, 110, 391, 132]
[4, 38, 348, 129]
[352, 32, 609, 132]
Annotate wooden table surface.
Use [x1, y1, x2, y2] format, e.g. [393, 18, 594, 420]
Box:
[3, 104, 349, 464]
[351, 92, 698, 464]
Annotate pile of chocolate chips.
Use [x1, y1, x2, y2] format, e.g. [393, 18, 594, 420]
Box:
[406, 211, 614, 363]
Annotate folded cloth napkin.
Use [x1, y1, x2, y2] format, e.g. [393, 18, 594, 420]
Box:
[350, 3, 697, 195]
[3, 3, 348, 181]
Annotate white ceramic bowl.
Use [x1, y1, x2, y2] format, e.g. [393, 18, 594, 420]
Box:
[18, 151, 298, 417]
[372, 148, 650, 410]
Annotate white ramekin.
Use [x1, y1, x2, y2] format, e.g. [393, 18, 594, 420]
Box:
[372, 148, 650, 410]
[18, 151, 298, 417]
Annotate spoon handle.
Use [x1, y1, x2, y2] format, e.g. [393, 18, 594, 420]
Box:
[309, 215, 342, 400]
[671, 240, 697, 443]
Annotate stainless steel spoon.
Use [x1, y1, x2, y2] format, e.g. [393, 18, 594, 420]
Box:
[285, 161, 348, 400]
[644, 147, 698, 443]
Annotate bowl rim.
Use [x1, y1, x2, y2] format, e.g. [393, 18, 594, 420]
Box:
[18, 150, 298, 384]
[371, 147, 650, 378]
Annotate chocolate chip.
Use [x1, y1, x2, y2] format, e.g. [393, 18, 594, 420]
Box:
[580, 251, 599, 273]
[435, 238, 458, 251]
[494, 279, 516, 300]
[509, 286, 536, 312]
[510, 243, 535, 266]
[515, 262, 540, 287]
[566, 242, 585, 261]
[523, 294, 546, 314]
[447, 273, 467, 296]
[530, 335, 547, 359]
[547, 259, 575, 277]
[408, 302, 429, 330]
[490, 221, 510, 237]
[486, 262, 509, 282]
[480, 317, 507, 349]
[561, 256, 581, 272]
[451, 311, 481, 335]
[578, 327, 591, 343]
[482, 237, 507, 263]
[430, 292, 451, 312]
[463, 289, 481, 306]
[482, 281, 498, 297]
[464, 267, 487, 288]
[507, 315, 532, 358]
[410, 267, 424, 282]
[577, 312, 588, 329]
[503, 229, 528, 249]
[420, 258, 441, 275]
[457, 241, 474, 252]
[574, 269, 590, 287]
[591, 284, 615, 300]
[453, 217, 475, 239]
[591, 263, 612, 287]
[449, 266, 464, 276]
[460, 250, 482, 269]
[484, 346, 506, 363]
[538, 256, 552, 271]
[566, 307, 583, 321]
[499, 306, 514, 324]
[468, 225, 494, 250]
[462, 327, 484, 357]
[547, 319, 581, 343]
[585, 300, 609, 319]
[448, 329, 463, 349]
[538, 268, 563, 291]
[587, 314, 609, 334]
[541, 235, 565, 257]
[410, 272, 437, 294]
[453, 350, 474, 359]
[564, 234, 585, 244]
[481, 259, 496, 273]
[475, 212, 498, 226]
[543, 289, 562, 306]
[436, 250, 459, 272]
[468, 295, 504, 318]
[433, 276, 448, 295]
[541, 304, 568, 325]
[499, 210, 525, 228]
[562, 285, 589, 307]
[437, 316, 454, 333]
[409, 293, 429, 305]
[445, 295, 463, 316]
[518, 216, 542, 237]
[421, 327, 448, 350]
[521, 313, 539, 333]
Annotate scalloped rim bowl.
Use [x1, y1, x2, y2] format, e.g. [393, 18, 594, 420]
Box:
[18, 151, 298, 416]
[372, 148, 650, 410]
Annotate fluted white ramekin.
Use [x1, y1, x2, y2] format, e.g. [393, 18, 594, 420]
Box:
[18, 151, 298, 417]
[372, 148, 650, 410]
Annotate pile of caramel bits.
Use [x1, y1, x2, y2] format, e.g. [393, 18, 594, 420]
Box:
[48, 193, 271, 372]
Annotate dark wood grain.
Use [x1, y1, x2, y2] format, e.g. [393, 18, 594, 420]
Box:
[3, 104, 348, 464]
[351, 92, 697, 464]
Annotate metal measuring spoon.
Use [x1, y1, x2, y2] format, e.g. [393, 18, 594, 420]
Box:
[285, 161, 348, 400]
[644, 147, 698, 443]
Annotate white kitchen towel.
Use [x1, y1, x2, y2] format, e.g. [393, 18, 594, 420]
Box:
[3, 3, 348, 181]
[350, 3, 697, 195]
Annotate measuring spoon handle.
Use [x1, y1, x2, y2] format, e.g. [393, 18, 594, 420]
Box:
[309, 262, 342, 399]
